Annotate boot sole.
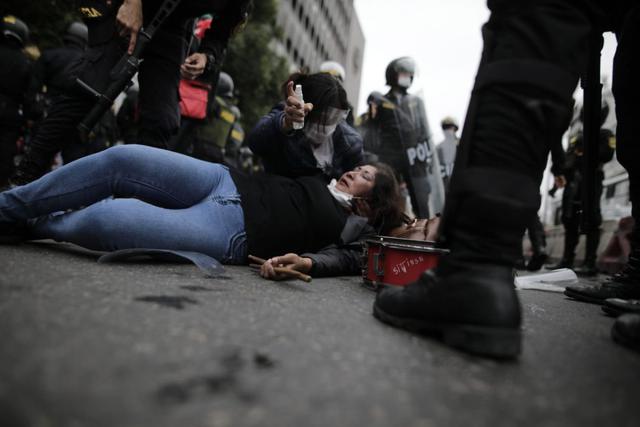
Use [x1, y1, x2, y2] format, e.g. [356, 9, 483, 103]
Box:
[563, 288, 605, 305]
[373, 305, 521, 359]
[611, 324, 640, 353]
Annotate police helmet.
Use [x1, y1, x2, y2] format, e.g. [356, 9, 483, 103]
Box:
[1, 15, 29, 46]
[64, 21, 88, 46]
[366, 91, 384, 106]
[319, 61, 346, 82]
[441, 116, 459, 131]
[216, 72, 234, 98]
[385, 57, 416, 87]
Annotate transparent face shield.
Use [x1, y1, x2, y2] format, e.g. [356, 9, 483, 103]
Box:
[305, 107, 350, 143]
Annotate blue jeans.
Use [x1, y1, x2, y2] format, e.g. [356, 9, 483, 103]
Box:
[0, 145, 247, 263]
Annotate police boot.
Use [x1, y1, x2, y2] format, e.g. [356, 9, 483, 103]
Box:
[8, 145, 53, 188]
[526, 249, 548, 272]
[374, 168, 539, 359]
[565, 230, 640, 304]
[547, 231, 578, 270]
[574, 229, 600, 276]
[612, 314, 640, 353]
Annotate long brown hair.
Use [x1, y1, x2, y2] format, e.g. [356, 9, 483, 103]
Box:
[367, 162, 405, 234]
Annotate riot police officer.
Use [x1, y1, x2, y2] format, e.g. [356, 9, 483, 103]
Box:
[374, 1, 640, 357]
[0, 15, 33, 187]
[355, 91, 383, 163]
[549, 102, 615, 275]
[30, 22, 88, 101]
[436, 116, 459, 187]
[372, 57, 444, 218]
[189, 71, 244, 166]
[9, 0, 252, 187]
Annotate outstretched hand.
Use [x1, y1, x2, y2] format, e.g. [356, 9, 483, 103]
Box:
[260, 253, 313, 281]
[116, 0, 143, 55]
[181, 53, 208, 80]
[282, 81, 314, 132]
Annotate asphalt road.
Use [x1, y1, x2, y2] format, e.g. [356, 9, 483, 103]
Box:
[1, 241, 640, 427]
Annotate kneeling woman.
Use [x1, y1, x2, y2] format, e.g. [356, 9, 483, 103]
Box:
[0, 145, 404, 276]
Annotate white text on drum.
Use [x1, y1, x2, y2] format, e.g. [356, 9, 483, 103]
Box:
[392, 255, 425, 275]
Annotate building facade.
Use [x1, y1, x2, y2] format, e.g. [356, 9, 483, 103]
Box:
[274, 0, 365, 108]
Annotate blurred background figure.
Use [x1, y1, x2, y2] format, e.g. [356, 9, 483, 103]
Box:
[355, 90, 383, 164]
[0, 15, 33, 187]
[436, 116, 459, 188]
[549, 101, 615, 276]
[318, 60, 355, 126]
[369, 56, 444, 218]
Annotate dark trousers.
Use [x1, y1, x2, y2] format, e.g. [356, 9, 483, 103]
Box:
[24, 8, 185, 171]
[442, 0, 639, 267]
[0, 127, 19, 185]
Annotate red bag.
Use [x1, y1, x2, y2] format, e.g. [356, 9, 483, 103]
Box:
[179, 79, 211, 119]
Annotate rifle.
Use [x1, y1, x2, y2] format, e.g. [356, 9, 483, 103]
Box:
[76, 0, 182, 139]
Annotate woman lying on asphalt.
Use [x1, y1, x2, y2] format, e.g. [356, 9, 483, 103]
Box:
[0, 144, 404, 278]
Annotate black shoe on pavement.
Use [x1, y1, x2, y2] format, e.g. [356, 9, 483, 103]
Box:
[0, 221, 30, 244]
[514, 257, 526, 270]
[574, 262, 598, 277]
[547, 258, 574, 270]
[602, 298, 640, 317]
[611, 313, 640, 353]
[526, 253, 548, 271]
[373, 264, 521, 359]
[564, 263, 640, 304]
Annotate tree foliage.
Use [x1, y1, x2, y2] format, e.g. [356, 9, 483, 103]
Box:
[223, 0, 289, 131]
[0, 0, 79, 50]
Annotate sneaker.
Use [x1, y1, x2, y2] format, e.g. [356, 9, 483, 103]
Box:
[564, 264, 640, 304]
[602, 298, 640, 317]
[611, 314, 640, 353]
[373, 264, 521, 359]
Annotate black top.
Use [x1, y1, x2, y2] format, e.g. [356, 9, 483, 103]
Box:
[229, 169, 349, 259]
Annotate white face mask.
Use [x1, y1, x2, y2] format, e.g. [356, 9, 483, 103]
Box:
[305, 122, 338, 144]
[397, 75, 412, 89]
[304, 107, 349, 145]
[327, 179, 353, 208]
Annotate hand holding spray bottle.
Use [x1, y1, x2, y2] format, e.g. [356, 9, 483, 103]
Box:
[292, 84, 304, 130]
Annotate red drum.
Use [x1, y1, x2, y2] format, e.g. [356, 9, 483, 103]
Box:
[362, 236, 449, 290]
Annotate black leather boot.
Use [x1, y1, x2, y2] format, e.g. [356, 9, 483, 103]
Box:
[8, 145, 53, 187]
[612, 314, 640, 353]
[565, 236, 640, 304]
[575, 229, 600, 276]
[374, 169, 539, 359]
[526, 251, 548, 271]
[547, 257, 574, 270]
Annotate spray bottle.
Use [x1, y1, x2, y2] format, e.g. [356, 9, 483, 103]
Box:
[293, 84, 304, 130]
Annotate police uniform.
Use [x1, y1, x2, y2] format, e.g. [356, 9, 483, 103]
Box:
[373, 91, 442, 217]
[373, 1, 640, 357]
[0, 30, 32, 186]
[192, 93, 242, 164]
[11, 0, 251, 186]
[554, 126, 615, 270]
